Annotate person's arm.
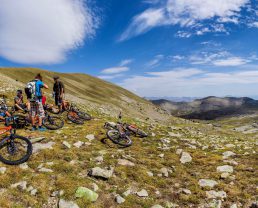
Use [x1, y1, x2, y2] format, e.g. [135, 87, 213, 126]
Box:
[43, 83, 49, 89]
[15, 103, 24, 111]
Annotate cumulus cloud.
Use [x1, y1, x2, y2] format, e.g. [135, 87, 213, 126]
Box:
[101, 66, 129, 74]
[119, 0, 253, 41]
[120, 68, 258, 97]
[0, 0, 98, 64]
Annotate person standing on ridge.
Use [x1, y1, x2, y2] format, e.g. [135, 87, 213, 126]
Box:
[26, 73, 49, 131]
[53, 76, 65, 113]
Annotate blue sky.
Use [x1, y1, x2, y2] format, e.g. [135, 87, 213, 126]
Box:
[0, 0, 258, 98]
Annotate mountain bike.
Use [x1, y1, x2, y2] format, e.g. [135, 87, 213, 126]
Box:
[106, 123, 132, 147]
[0, 116, 32, 165]
[49, 102, 91, 124]
[13, 109, 64, 130]
[104, 113, 148, 138]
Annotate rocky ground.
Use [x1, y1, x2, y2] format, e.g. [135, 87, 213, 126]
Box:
[0, 110, 257, 208]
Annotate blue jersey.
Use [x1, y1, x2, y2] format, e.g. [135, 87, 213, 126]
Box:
[35, 80, 44, 97]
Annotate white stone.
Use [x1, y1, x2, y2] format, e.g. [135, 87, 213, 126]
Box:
[86, 134, 95, 141]
[11, 181, 27, 190]
[160, 168, 169, 177]
[118, 159, 135, 167]
[180, 152, 192, 164]
[176, 149, 183, 155]
[223, 151, 236, 159]
[59, 199, 79, 208]
[136, 189, 148, 197]
[198, 179, 218, 188]
[62, 141, 71, 149]
[39, 168, 53, 173]
[217, 165, 234, 173]
[73, 141, 84, 148]
[115, 195, 125, 204]
[19, 163, 29, 170]
[206, 190, 227, 199]
[147, 171, 154, 177]
[0, 167, 7, 174]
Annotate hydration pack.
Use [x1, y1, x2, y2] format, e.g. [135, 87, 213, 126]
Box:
[25, 80, 37, 100]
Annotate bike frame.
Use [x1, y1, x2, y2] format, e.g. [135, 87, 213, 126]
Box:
[0, 125, 15, 146]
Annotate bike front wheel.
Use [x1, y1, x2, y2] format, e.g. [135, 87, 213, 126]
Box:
[107, 129, 132, 147]
[67, 111, 84, 124]
[0, 135, 32, 165]
[43, 116, 64, 130]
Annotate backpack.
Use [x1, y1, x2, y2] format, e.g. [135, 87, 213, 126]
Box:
[25, 80, 37, 100]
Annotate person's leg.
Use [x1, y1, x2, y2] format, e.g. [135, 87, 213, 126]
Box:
[38, 101, 46, 131]
[30, 102, 37, 130]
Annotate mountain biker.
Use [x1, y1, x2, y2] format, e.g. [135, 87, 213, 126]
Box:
[14, 90, 28, 112]
[29, 73, 49, 131]
[0, 103, 11, 121]
[53, 76, 65, 113]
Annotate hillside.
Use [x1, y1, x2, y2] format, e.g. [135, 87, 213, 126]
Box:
[0, 68, 256, 208]
[152, 96, 258, 120]
[0, 67, 167, 122]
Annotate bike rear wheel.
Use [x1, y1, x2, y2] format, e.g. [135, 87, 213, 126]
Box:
[0, 135, 32, 165]
[67, 111, 84, 124]
[43, 116, 64, 130]
[77, 111, 92, 121]
[107, 129, 132, 147]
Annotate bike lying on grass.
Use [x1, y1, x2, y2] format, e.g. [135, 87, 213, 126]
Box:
[104, 113, 148, 147]
[13, 109, 64, 130]
[49, 103, 91, 125]
[0, 116, 32, 165]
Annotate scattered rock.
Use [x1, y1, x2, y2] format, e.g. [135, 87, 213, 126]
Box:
[11, 181, 27, 190]
[118, 159, 135, 167]
[92, 183, 99, 192]
[223, 151, 236, 159]
[115, 195, 125, 204]
[62, 141, 71, 149]
[180, 188, 191, 195]
[147, 171, 154, 177]
[220, 172, 230, 179]
[151, 205, 164, 208]
[160, 167, 169, 177]
[217, 165, 234, 173]
[38, 168, 54, 173]
[122, 189, 131, 197]
[180, 152, 192, 164]
[88, 167, 114, 180]
[33, 142, 55, 153]
[95, 156, 104, 163]
[86, 134, 95, 141]
[159, 153, 165, 158]
[73, 141, 84, 148]
[75, 187, 98, 202]
[19, 163, 29, 170]
[0, 167, 7, 174]
[206, 190, 227, 199]
[59, 199, 79, 208]
[136, 189, 148, 197]
[198, 179, 218, 188]
[176, 149, 183, 155]
[30, 137, 45, 143]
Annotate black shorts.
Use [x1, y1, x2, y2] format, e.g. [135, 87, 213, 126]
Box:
[55, 95, 63, 106]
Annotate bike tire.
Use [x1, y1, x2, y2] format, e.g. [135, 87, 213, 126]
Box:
[0, 135, 32, 165]
[77, 111, 92, 121]
[67, 111, 84, 124]
[43, 116, 64, 130]
[127, 126, 148, 138]
[107, 129, 132, 147]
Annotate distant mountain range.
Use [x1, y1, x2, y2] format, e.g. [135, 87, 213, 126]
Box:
[151, 96, 258, 120]
[146, 97, 200, 102]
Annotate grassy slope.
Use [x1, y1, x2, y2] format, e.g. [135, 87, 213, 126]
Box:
[0, 68, 256, 207]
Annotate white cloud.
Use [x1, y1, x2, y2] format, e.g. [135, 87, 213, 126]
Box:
[98, 74, 124, 80]
[120, 59, 133, 66]
[0, 0, 98, 64]
[119, 0, 252, 41]
[249, 22, 258, 27]
[146, 54, 164, 68]
[213, 57, 249, 66]
[120, 68, 258, 97]
[188, 51, 252, 66]
[101, 66, 129, 74]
